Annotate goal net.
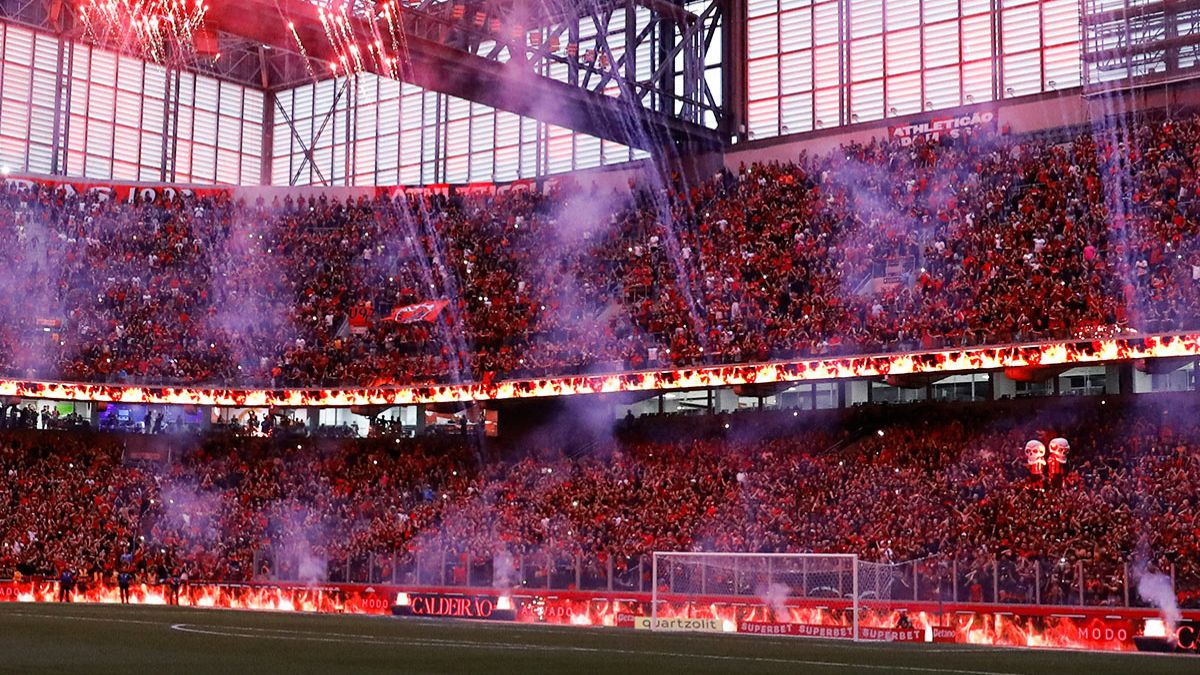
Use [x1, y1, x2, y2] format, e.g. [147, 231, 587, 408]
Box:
[651, 552, 860, 639]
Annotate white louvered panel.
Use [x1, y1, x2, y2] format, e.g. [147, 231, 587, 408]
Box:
[4, 25, 33, 66]
[215, 148, 240, 184]
[446, 95, 470, 121]
[748, 57, 780, 101]
[1043, 42, 1081, 89]
[885, 0, 920, 31]
[780, 92, 815, 133]
[885, 28, 920, 75]
[115, 90, 142, 126]
[71, 44, 91, 80]
[962, 13, 994, 62]
[468, 151, 492, 181]
[925, 0, 960, 22]
[111, 160, 137, 180]
[140, 132, 162, 167]
[194, 74, 220, 112]
[116, 55, 142, 90]
[1001, 5, 1040, 55]
[354, 134, 376, 178]
[445, 117, 470, 157]
[330, 143, 348, 183]
[962, 58, 994, 102]
[813, 87, 839, 128]
[885, 72, 922, 114]
[26, 142, 52, 174]
[780, 8, 813, 50]
[748, 16, 779, 59]
[849, 80, 884, 121]
[849, 37, 882, 83]
[813, 44, 840, 89]
[812, 1, 840, 47]
[470, 107, 495, 151]
[376, 126, 398, 172]
[1042, 0, 1080, 46]
[112, 125, 140, 166]
[400, 125, 421, 171]
[1002, 50, 1042, 95]
[545, 131, 572, 174]
[962, 0, 992, 15]
[519, 121, 539, 177]
[218, 116, 241, 150]
[575, 133, 601, 170]
[0, 98, 28, 139]
[241, 154, 261, 186]
[66, 150, 84, 175]
[849, 0, 882, 38]
[924, 21, 960, 69]
[193, 109, 219, 151]
[399, 162, 420, 185]
[272, 123, 291, 158]
[0, 137, 24, 170]
[747, 0, 777, 19]
[84, 153, 112, 179]
[2, 62, 30, 100]
[924, 65, 962, 109]
[141, 98, 164, 133]
[495, 111, 520, 146]
[144, 63, 167, 99]
[270, 153, 290, 186]
[356, 102, 377, 139]
[191, 142, 217, 182]
[780, 50, 814, 94]
[293, 83, 314, 119]
[400, 93, 422, 132]
[445, 152, 468, 183]
[85, 118, 114, 156]
[493, 144, 519, 182]
[747, 98, 779, 138]
[89, 84, 116, 122]
[218, 80, 242, 117]
[68, 115, 86, 151]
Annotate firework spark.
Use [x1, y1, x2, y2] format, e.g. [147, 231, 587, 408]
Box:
[79, 0, 210, 63]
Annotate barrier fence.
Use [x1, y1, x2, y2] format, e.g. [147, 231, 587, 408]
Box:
[254, 549, 1198, 610]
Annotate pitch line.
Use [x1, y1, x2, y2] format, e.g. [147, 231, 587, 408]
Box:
[168, 622, 1016, 674]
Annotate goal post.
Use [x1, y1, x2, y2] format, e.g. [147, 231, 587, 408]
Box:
[650, 552, 861, 639]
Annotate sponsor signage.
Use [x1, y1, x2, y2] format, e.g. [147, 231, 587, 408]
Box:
[889, 110, 996, 146]
[392, 593, 516, 621]
[629, 616, 724, 632]
[4, 176, 228, 202]
[738, 621, 854, 639]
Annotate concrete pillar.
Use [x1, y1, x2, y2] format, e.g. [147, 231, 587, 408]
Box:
[846, 380, 870, 406]
[992, 372, 1017, 399]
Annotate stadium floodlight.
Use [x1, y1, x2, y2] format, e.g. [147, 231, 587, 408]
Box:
[651, 552, 865, 639]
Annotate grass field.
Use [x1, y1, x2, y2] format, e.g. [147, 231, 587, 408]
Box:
[0, 603, 1196, 675]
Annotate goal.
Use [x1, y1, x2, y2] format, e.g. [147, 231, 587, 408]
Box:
[650, 552, 900, 640]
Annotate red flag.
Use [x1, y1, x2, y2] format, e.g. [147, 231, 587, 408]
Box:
[387, 300, 450, 324]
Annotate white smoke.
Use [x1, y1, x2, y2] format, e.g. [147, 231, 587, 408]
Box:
[493, 550, 517, 590]
[756, 581, 791, 621]
[1134, 561, 1182, 633]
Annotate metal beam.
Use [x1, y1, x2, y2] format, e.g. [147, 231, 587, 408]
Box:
[203, 0, 724, 152]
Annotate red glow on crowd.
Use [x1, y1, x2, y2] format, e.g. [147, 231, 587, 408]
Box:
[0, 579, 1170, 652]
[0, 333, 1197, 406]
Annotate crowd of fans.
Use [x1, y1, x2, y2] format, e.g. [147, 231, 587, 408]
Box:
[2, 113, 1200, 386]
[2, 394, 1197, 608]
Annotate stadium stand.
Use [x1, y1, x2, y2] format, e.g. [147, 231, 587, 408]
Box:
[2, 115, 1200, 388]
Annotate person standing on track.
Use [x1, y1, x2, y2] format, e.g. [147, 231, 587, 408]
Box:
[58, 567, 75, 603]
[118, 570, 133, 604]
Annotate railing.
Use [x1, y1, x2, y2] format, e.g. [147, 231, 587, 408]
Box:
[254, 549, 1197, 610]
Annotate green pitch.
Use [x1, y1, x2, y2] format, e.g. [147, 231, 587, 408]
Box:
[0, 603, 1194, 675]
